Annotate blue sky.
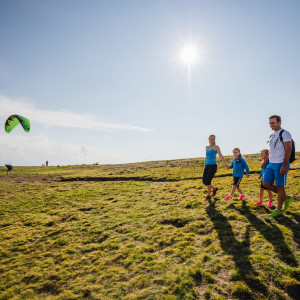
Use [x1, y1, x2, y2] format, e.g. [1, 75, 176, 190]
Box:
[0, 0, 299, 166]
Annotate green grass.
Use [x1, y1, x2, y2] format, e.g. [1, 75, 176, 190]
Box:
[0, 153, 299, 299]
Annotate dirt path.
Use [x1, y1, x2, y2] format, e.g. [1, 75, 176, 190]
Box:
[0, 175, 60, 182]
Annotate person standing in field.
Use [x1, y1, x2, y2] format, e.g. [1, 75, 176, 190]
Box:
[224, 148, 250, 200]
[203, 134, 228, 201]
[255, 149, 273, 207]
[262, 115, 294, 218]
[5, 164, 13, 175]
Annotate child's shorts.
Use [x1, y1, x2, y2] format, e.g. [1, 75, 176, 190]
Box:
[260, 181, 267, 190]
[233, 177, 242, 187]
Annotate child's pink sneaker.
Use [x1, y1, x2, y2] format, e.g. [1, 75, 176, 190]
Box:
[224, 195, 232, 200]
[238, 194, 246, 201]
[255, 201, 263, 205]
[267, 201, 273, 207]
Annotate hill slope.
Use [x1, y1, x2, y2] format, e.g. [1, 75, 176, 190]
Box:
[0, 153, 299, 299]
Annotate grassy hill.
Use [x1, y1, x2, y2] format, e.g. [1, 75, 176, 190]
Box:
[0, 153, 299, 299]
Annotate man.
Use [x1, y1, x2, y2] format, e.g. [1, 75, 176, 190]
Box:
[5, 164, 13, 175]
[262, 115, 294, 217]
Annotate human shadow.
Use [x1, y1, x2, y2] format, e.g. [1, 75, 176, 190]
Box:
[206, 199, 267, 295]
[276, 212, 300, 249]
[268, 214, 300, 300]
[286, 211, 300, 223]
[231, 201, 298, 267]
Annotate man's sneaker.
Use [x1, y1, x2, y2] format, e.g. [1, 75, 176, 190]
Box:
[269, 209, 282, 218]
[282, 196, 294, 212]
[212, 187, 218, 197]
[224, 195, 232, 200]
[255, 201, 263, 205]
[205, 195, 211, 201]
[238, 194, 246, 201]
[267, 201, 273, 208]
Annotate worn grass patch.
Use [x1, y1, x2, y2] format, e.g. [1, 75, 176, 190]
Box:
[0, 153, 299, 299]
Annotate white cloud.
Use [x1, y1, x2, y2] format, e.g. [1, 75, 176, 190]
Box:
[0, 95, 154, 132]
[0, 133, 148, 166]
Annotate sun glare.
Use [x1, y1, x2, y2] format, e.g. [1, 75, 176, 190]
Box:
[174, 39, 205, 87]
[180, 46, 199, 65]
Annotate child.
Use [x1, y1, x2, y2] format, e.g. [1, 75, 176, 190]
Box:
[225, 148, 250, 200]
[255, 149, 273, 207]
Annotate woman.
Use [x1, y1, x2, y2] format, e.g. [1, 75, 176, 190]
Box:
[203, 135, 228, 200]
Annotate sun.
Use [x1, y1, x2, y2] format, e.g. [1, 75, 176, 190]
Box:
[174, 39, 205, 87]
[180, 46, 199, 65]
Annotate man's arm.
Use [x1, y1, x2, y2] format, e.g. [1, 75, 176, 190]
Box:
[280, 141, 292, 175]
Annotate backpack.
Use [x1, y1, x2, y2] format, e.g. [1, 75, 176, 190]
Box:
[279, 129, 296, 163]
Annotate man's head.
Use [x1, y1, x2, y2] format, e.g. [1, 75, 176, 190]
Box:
[269, 115, 281, 131]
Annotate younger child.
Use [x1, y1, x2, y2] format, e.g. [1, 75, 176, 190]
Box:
[255, 149, 273, 207]
[225, 148, 250, 200]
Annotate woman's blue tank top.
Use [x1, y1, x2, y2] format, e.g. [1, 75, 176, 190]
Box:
[206, 146, 217, 165]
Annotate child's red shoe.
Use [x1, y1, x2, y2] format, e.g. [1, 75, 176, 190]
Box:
[238, 194, 246, 201]
[255, 201, 263, 205]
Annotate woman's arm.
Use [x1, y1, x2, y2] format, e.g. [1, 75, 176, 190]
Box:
[215, 145, 228, 167]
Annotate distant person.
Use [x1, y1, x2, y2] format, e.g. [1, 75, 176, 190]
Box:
[5, 164, 13, 175]
[203, 134, 228, 201]
[255, 149, 273, 207]
[46, 160, 48, 167]
[224, 148, 250, 200]
[262, 115, 294, 218]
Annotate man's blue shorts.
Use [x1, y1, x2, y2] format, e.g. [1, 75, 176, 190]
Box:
[263, 162, 289, 186]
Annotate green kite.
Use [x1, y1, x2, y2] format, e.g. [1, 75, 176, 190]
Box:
[5, 115, 31, 133]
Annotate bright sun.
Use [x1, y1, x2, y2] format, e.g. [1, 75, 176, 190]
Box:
[180, 46, 199, 65]
[175, 40, 204, 86]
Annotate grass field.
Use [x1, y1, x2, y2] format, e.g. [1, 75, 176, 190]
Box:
[0, 153, 299, 299]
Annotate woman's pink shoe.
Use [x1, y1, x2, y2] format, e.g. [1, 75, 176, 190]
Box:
[224, 195, 232, 200]
[267, 201, 273, 207]
[212, 187, 218, 197]
[205, 195, 211, 201]
[255, 201, 263, 205]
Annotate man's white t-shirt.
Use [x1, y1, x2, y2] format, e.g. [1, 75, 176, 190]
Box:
[269, 129, 292, 163]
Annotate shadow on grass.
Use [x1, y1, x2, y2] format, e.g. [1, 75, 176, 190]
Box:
[206, 199, 268, 296]
[277, 212, 300, 249]
[231, 201, 298, 267]
[266, 211, 300, 300]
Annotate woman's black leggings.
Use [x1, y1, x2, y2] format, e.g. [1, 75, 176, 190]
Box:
[202, 164, 217, 186]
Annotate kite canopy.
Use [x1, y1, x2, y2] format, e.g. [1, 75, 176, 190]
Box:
[5, 115, 30, 133]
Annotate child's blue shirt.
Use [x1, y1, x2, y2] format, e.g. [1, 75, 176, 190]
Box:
[229, 157, 249, 178]
[259, 160, 269, 177]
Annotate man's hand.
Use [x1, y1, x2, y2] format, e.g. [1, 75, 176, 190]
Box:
[280, 165, 287, 175]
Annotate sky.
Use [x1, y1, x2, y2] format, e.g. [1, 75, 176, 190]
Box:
[0, 0, 299, 166]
